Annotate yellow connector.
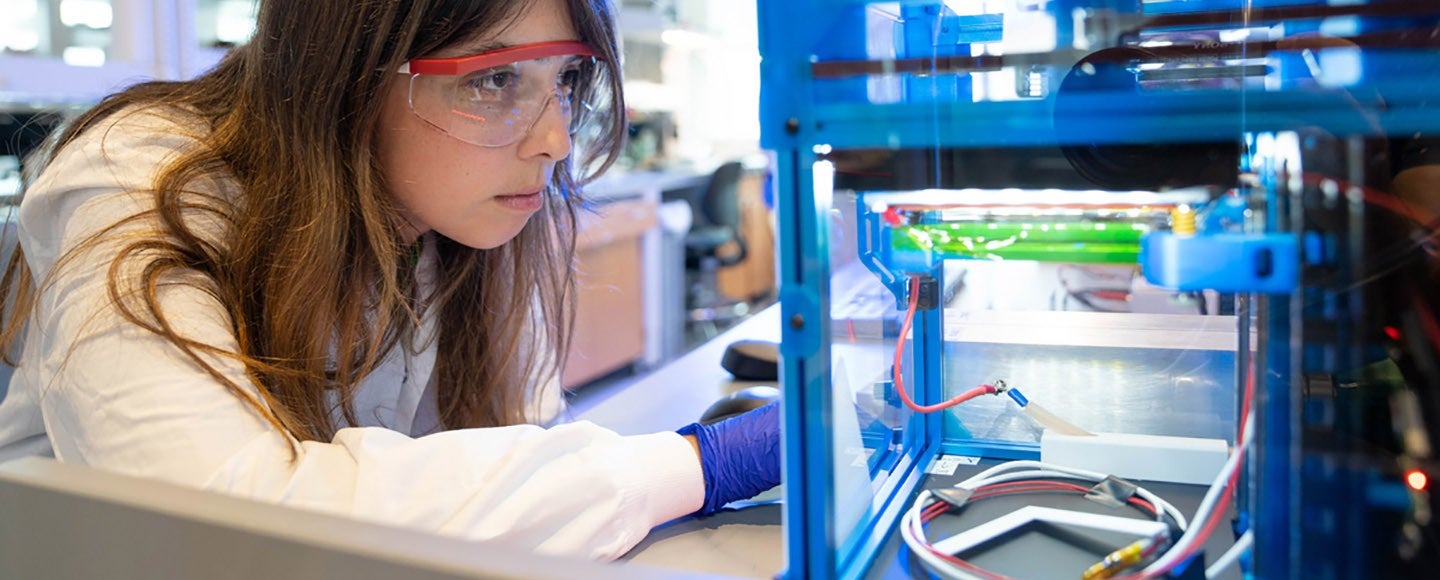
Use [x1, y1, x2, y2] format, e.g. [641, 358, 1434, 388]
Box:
[1170, 205, 1197, 236]
[1081, 540, 1146, 580]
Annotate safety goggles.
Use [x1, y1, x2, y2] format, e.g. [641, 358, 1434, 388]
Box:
[399, 41, 609, 147]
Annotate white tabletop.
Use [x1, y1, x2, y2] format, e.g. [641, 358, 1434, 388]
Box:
[572, 306, 785, 578]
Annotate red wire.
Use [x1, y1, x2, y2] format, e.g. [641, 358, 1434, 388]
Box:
[972, 482, 1158, 516]
[1088, 289, 1132, 302]
[1120, 361, 1258, 580]
[1293, 175, 1440, 356]
[921, 484, 1089, 524]
[917, 483, 1165, 579]
[894, 276, 998, 413]
[1298, 173, 1439, 240]
[1132, 497, 1158, 515]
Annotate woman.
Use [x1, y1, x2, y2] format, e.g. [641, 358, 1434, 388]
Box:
[0, 0, 778, 560]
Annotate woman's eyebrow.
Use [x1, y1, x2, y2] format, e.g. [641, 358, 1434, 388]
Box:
[441, 40, 510, 58]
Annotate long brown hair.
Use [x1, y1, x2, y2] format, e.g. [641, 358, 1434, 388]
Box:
[0, 0, 626, 445]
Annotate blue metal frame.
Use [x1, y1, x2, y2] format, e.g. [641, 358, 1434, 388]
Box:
[759, 0, 1440, 577]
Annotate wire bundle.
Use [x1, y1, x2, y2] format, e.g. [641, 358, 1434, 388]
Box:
[903, 369, 1258, 579]
[900, 461, 1187, 580]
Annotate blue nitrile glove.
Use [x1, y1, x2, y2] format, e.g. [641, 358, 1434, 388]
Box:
[676, 401, 781, 516]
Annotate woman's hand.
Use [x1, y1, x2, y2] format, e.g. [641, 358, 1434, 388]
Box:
[677, 401, 781, 515]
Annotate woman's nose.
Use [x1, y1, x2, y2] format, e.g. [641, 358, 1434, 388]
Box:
[516, 92, 572, 161]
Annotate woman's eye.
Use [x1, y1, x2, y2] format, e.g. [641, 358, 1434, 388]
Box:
[559, 68, 583, 89]
[466, 70, 516, 93]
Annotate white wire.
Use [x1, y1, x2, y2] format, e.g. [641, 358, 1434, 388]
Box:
[956, 466, 1180, 532]
[956, 459, 1106, 488]
[979, 469, 1192, 532]
[971, 471, 1183, 528]
[1205, 530, 1253, 578]
[1140, 410, 1256, 575]
[900, 491, 982, 580]
[906, 402, 1255, 579]
[904, 460, 1192, 579]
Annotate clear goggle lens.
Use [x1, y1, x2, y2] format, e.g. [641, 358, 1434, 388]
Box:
[404, 45, 611, 148]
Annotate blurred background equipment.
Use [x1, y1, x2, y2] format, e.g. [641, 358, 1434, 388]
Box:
[682, 160, 749, 337]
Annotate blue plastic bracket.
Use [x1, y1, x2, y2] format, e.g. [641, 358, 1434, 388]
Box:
[1141, 232, 1300, 294]
[946, 14, 1004, 45]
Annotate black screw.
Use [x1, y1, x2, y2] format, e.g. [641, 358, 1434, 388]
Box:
[785, 118, 800, 134]
[790, 314, 805, 330]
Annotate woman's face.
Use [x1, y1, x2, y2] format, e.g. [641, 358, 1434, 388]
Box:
[378, 0, 576, 248]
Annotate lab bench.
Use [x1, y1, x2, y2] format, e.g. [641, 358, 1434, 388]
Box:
[574, 304, 1239, 579]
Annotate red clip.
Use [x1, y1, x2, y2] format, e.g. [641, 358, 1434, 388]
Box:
[882, 208, 902, 226]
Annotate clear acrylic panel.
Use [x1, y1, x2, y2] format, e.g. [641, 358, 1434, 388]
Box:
[825, 184, 903, 544]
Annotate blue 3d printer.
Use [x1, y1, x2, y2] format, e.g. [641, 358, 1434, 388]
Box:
[758, 0, 1440, 578]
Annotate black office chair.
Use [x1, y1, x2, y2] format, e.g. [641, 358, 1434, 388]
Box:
[684, 161, 749, 337]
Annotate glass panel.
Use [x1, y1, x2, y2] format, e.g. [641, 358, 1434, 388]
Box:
[0, 0, 113, 64]
[196, 0, 258, 49]
[826, 183, 902, 545]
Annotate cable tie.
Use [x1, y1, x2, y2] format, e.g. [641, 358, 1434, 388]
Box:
[1085, 475, 1139, 510]
[930, 487, 975, 512]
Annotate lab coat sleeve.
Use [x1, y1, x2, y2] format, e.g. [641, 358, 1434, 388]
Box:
[16, 108, 704, 560]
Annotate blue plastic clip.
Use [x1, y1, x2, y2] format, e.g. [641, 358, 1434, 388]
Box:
[1141, 232, 1299, 294]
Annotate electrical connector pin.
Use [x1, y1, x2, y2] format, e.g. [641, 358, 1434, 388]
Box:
[1082, 539, 1148, 580]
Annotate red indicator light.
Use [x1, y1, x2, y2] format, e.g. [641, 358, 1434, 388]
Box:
[1407, 470, 1428, 492]
[1384, 326, 1402, 341]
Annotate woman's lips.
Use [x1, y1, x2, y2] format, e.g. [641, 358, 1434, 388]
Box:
[495, 190, 544, 212]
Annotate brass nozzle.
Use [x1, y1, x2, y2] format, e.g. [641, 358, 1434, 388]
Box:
[1170, 205, 1197, 236]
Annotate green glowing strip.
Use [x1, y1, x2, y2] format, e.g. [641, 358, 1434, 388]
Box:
[893, 223, 1147, 264]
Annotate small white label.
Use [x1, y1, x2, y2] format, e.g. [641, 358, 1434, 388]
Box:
[926, 455, 980, 476]
[848, 447, 876, 467]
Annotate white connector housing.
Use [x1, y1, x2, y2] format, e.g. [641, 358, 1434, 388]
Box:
[1040, 431, 1230, 485]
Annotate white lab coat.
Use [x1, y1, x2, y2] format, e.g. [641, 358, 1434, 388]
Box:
[0, 107, 703, 560]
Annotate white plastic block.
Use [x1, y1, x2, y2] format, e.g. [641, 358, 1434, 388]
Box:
[1040, 431, 1230, 485]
